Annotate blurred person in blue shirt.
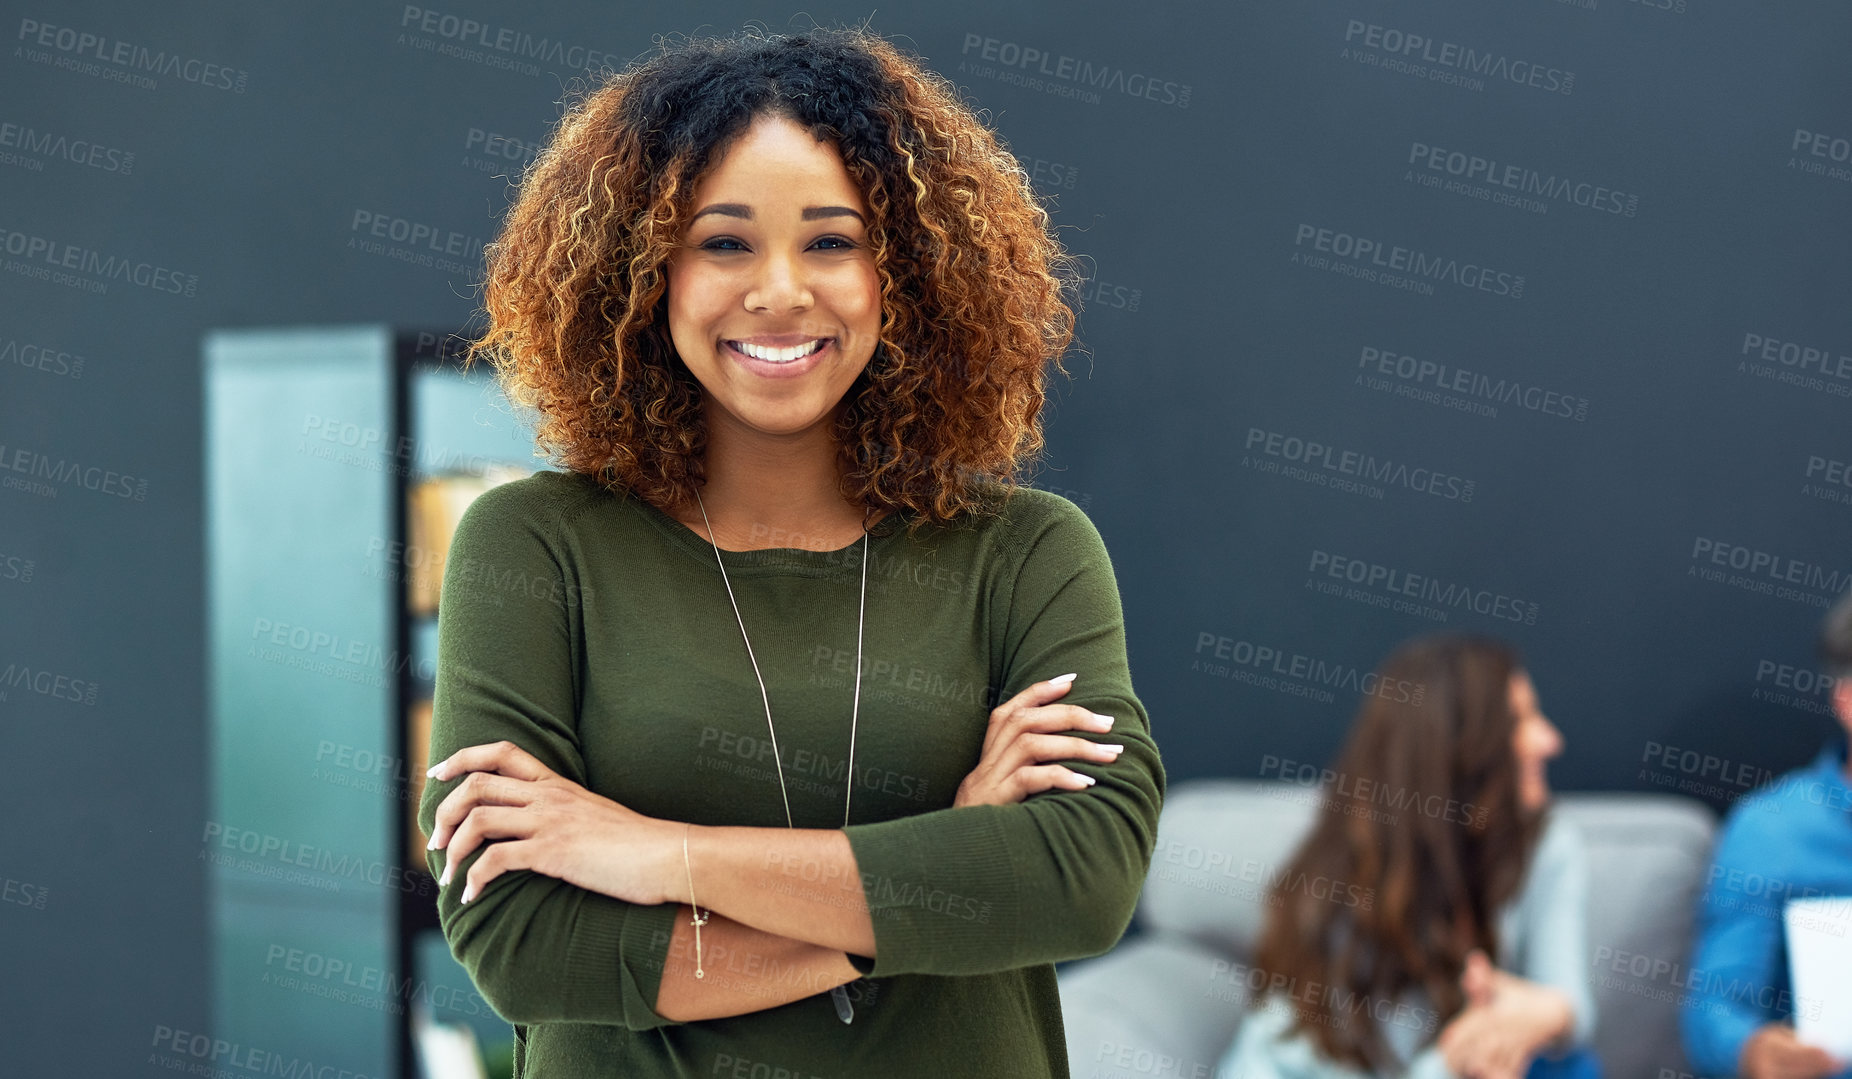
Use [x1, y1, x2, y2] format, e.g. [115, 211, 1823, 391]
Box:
[1681, 591, 1852, 1079]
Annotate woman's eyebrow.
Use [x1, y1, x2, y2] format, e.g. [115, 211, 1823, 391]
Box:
[691, 202, 752, 222]
[688, 203, 867, 225]
[801, 205, 866, 225]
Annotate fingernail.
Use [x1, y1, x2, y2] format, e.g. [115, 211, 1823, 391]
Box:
[426, 835, 439, 850]
[439, 863, 451, 886]
[1091, 712, 1115, 729]
[460, 885, 474, 904]
[1049, 673, 1077, 685]
[1080, 774, 1097, 786]
[1100, 744, 1125, 755]
[426, 763, 445, 779]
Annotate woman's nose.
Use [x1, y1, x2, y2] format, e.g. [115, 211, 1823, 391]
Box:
[1541, 718, 1565, 759]
[745, 251, 813, 313]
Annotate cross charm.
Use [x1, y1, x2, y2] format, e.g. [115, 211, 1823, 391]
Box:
[691, 908, 709, 979]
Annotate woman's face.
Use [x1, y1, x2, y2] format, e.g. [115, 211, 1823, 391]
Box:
[665, 112, 883, 442]
[1509, 670, 1564, 812]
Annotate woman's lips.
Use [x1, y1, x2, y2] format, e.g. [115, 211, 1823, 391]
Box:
[724, 337, 832, 378]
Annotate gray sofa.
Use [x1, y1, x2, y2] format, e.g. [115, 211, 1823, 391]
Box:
[1058, 780, 1719, 1079]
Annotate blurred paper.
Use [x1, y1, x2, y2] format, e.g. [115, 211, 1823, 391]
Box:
[1784, 896, 1852, 1057]
[413, 1001, 490, 1079]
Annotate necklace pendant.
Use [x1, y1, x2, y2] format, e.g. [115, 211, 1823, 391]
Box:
[830, 984, 854, 1024]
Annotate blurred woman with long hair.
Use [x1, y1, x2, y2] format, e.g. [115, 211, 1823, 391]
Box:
[1219, 634, 1597, 1079]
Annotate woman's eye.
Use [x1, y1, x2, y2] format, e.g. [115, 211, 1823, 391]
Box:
[692, 235, 857, 253]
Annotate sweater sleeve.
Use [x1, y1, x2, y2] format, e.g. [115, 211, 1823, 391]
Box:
[840, 494, 1167, 977]
[1512, 816, 1597, 1047]
[1680, 798, 1783, 1076]
[416, 479, 684, 1031]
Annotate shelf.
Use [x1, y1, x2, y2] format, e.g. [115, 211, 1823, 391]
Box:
[206, 326, 549, 1078]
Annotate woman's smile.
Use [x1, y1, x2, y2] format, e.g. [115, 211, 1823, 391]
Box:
[666, 113, 883, 432]
[724, 335, 836, 378]
[728, 336, 830, 363]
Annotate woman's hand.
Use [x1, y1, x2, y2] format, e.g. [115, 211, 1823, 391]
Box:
[426, 740, 684, 906]
[1436, 951, 1575, 1079]
[953, 673, 1123, 807]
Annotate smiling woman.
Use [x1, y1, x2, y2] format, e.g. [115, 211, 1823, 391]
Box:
[467, 24, 1079, 537]
[417, 24, 1165, 1079]
[664, 114, 884, 461]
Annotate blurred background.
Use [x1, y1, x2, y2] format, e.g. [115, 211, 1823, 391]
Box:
[1, 0, 1847, 1075]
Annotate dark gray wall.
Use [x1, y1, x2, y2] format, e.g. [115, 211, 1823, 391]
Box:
[2, 0, 1848, 1072]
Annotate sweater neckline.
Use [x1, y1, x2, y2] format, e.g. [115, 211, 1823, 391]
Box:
[627, 489, 916, 575]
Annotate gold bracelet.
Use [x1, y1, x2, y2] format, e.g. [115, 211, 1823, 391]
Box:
[683, 824, 709, 979]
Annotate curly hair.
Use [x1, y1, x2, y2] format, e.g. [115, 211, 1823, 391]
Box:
[465, 24, 1079, 532]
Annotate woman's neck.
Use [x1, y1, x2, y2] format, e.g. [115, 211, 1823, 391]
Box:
[674, 407, 882, 550]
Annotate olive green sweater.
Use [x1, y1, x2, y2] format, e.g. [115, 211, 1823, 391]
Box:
[417, 469, 1166, 1078]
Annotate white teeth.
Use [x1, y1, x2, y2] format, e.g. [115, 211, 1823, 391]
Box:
[734, 338, 827, 363]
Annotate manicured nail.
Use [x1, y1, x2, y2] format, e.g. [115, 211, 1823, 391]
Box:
[426, 762, 446, 779]
[1049, 673, 1077, 685]
[460, 884, 474, 904]
[1080, 774, 1097, 786]
[1091, 712, 1115, 729]
[1100, 744, 1125, 755]
[426, 834, 439, 850]
[439, 862, 451, 886]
